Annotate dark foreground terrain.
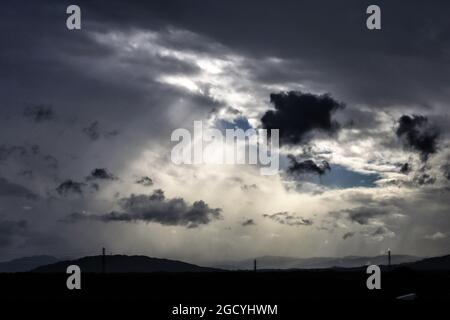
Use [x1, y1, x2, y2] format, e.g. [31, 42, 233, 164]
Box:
[1, 268, 449, 317]
[2, 254, 450, 316]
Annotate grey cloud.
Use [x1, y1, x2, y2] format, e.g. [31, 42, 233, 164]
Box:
[63, 189, 222, 228]
[0, 177, 38, 200]
[86, 168, 118, 181]
[366, 226, 395, 241]
[0, 217, 65, 250]
[0, 219, 28, 248]
[413, 173, 436, 186]
[82, 121, 101, 141]
[83, 121, 120, 141]
[287, 155, 331, 177]
[6, 0, 450, 111]
[23, 105, 54, 122]
[56, 180, 86, 196]
[0, 145, 27, 162]
[371, 226, 388, 237]
[67, 0, 450, 108]
[31, 145, 40, 155]
[263, 212, 313, 227]
[441, 163, 450, 180]
[225, 107, 241, 115]
[90, 182, 99, 191]
[332, 207, 391, 225]
[342, 232, 354, 240]
[241, 219, 256, 227]
[17, 170, 33, 180]
[44, 155, 58, 170]
[136, 176, 154, 187]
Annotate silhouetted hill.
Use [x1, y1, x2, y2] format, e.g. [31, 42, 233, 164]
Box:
[32, 255, 220, 273]
[0, 255, 59, 273]
[407, 254, 450, 271]
[213, 254, 421, 270]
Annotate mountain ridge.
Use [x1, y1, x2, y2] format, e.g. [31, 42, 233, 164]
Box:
[0, 255, 59, 273]
[211, 254, 422, 270]
[32, 254, 220, 273]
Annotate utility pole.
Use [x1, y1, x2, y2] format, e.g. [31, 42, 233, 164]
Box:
[254, 259, 257, 272]
[102, 247, 106, 274]
[388, 249, 391, 268]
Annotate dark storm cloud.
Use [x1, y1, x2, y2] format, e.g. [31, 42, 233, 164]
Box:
[23, 105, 54, 122]
[4, 0, 450, 112]
[0, 219, 27, 248]
[58, 0, 450, 108]
[63, 189, 222, 228]
[261, 92, 344, 145]
[287, 155, 331, 176]
[86, 168, 117, 181]
[263, 212, 313, 227]
[396, 115, 439, 161]
[56, 180, 86, 196]
[136, 176, 154, 187]
[241, 219, 256, 227]
[0, 177, 38, 200]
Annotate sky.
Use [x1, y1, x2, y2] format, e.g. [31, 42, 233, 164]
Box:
[1, 0, 450, 263]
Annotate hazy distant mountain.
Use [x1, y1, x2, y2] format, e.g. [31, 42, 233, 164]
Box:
[407, 254, 450, 271]
[32, 255, 220, 273]
[212, 254, 422, 270]
[0, 255, 59, 273]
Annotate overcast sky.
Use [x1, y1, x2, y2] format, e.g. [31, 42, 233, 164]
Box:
[1, 0, 450, 263]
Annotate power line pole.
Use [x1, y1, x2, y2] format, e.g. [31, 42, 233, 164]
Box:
[102, 247, 106, 274]
[388, 249, 391, 268]
[254, 259, 257, 272]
